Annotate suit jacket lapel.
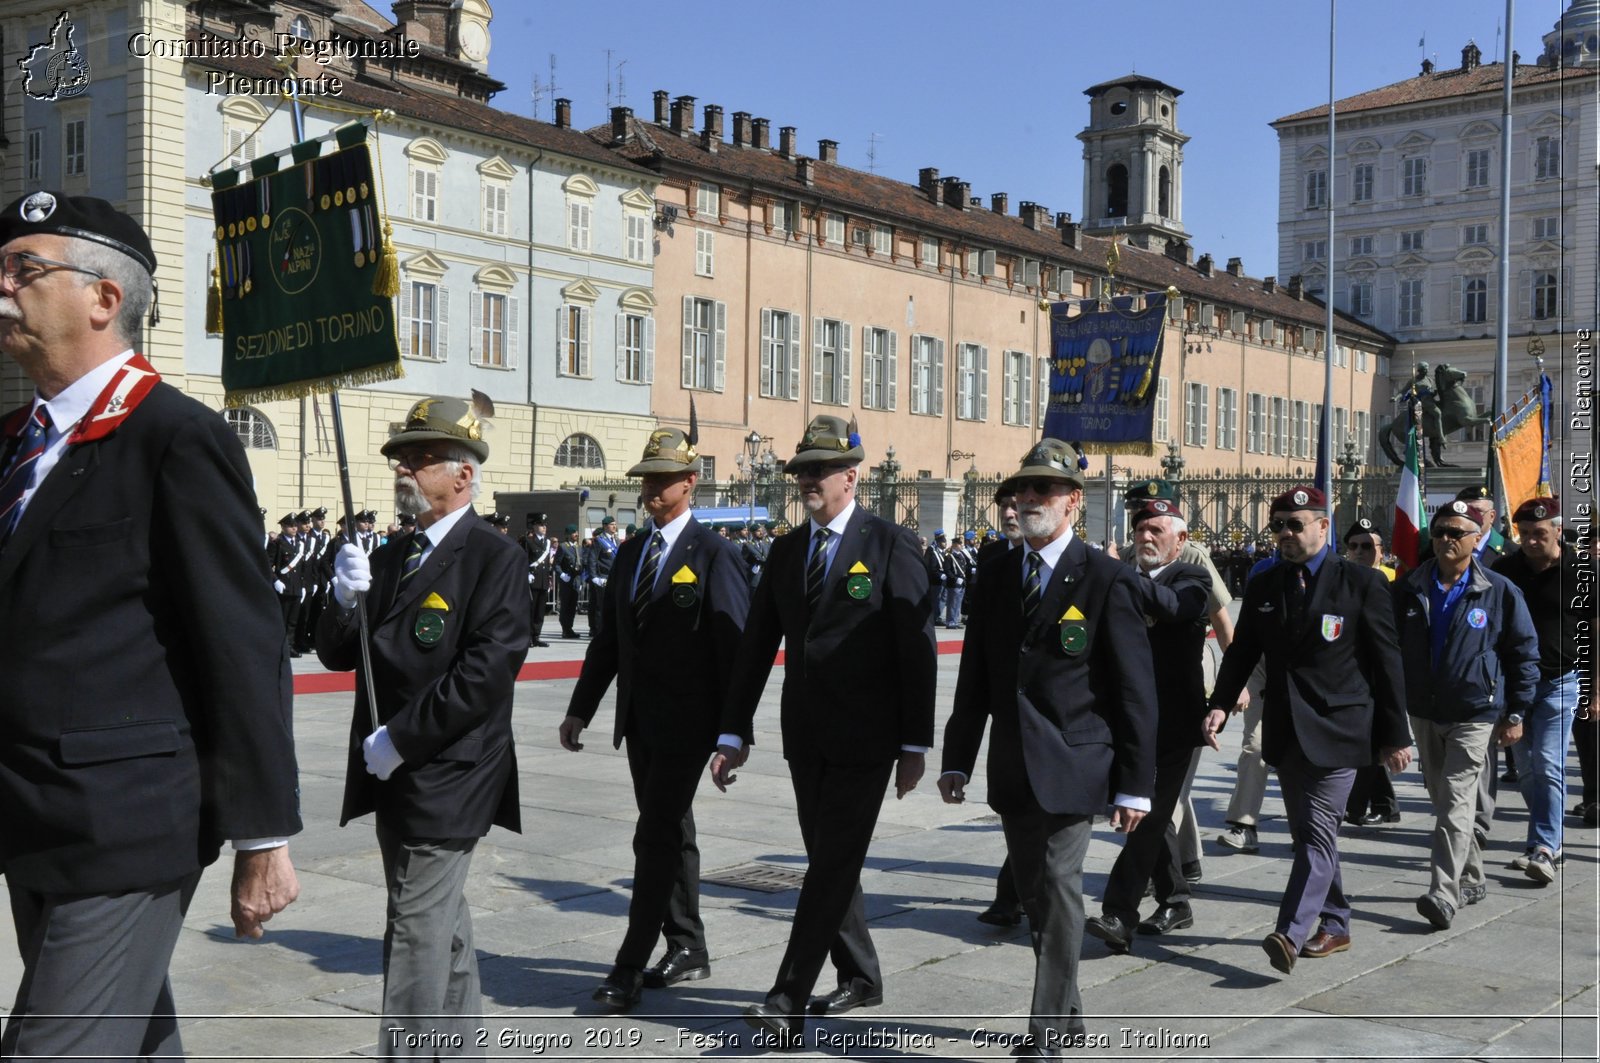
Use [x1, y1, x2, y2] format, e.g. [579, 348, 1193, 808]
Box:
[0, 443, 98, 586]
[655, 518, 702, 602]
[818, 506, 870, 615]
[1025, 535, 1087, 646]
[385, 508, 475, 621]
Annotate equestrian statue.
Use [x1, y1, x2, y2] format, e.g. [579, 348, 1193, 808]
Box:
[1378, 362, 1492, 467]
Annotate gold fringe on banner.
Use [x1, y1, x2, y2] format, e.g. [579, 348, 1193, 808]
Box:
[205, 266, 223, 334]
[223, 361, 405, 409]
[371, 219, 398, 297]
[1075, 441, 1157, 457]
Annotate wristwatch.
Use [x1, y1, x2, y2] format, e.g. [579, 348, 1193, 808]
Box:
[1503, 713, 1524, 726]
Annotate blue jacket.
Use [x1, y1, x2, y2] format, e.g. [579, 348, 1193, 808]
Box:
[1394, 558, 1539, 724]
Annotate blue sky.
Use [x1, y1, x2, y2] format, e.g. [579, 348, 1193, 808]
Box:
[488, 0, 1565, 279]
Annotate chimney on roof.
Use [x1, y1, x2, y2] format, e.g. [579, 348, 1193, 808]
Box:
[969, 196, 982, 208]
[653, 90, 670, 126]
[1288, 274, 1305, 299]
[731, 111, 752, 148]
[1462, 40, 1482, 71]
[990, 192, 1008, 215]
[554, 98, 571, 129]
[392, 1, 447, 46]
[1421, 57, 1435, 75]
[920, 167, 942, 205]
[1197, 253, 1214, 277]
[752, 118, 771, 150]
[1021, 201, 1050, 230]
[797, 157, 815, 187]
[1057, 213, 1081, 249]
[943, 177, 968, 211]
[1226, 256, 1244, 276]
[778, 126, 797, 159]
[610, 106, 631, 143]
[1262, 275, 1276, 294]
[701, 105, 723, 152]
[1165, 239, 1192, 264]
[818, 139, 838, 164]
[671, 96, 696, 136]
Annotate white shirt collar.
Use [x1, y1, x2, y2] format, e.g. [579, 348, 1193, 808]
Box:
[417, 503, 473, 549]
[809, 498, 857, 538]
[1024, 522, 1075, 574]
[37, 349, 136, 435]
[646, 507, 694, 552]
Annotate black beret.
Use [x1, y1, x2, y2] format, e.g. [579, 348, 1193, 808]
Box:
[0, 190, 156, 274]
[398, 512, 417, 525]
[1455, 485, 1493, 503]
[1343, 517, 1381, 543]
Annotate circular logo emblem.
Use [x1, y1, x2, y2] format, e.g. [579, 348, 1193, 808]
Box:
[846, 574, 872, 600]
[1533, 504, 1548, 519]
[1450, 500, 1469, 515]
[671, 583, 698, 609]
[268, 206, 321, 295]
[1292, 490, 1309, 507]
[20, 191, 57, 223]
[413, 611, 445, 646]
[1467, 607, 1488, 630]
[1060, 624, 1087, 654]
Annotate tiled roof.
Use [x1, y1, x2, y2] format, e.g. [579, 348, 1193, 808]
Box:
[187, 49, 654, 178]
[1085, 73, 1184, 98]
[592, 115, 1392, 346]
[1274, 61, 1597, 124]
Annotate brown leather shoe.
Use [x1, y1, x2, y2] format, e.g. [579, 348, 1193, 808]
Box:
[1299, 929, 1352, 958]
[1262, 931, 1296, 974]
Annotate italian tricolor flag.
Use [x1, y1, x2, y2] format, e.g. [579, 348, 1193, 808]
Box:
[1393, 427, 1423, 572]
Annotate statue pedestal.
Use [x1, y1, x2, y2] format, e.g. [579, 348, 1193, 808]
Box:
[1419, 466, 1490, 509]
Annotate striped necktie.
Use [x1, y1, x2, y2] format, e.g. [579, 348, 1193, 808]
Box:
[1021, 552, 1044, 623]
[806, 528, 831, 614]
[634, 531, 664, 617]
[399, 534, 425, 584]
[0, 405, 52, 545]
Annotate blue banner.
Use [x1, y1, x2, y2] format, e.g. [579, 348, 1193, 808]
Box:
[1041, 293, 1168, 455]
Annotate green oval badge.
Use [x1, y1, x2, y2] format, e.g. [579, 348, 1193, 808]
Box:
[671, 583, 699, 608]
[414, 611, 445, 646]
[1060, 624, 1087, 655]
[846, 574, 872, 600]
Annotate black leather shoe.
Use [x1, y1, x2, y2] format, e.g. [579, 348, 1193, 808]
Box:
[743, 1003, 805, 1047]
[1357, 811, 1401, 826]
[641, 946, 710, 988]
[977, 901, 1023, 926]
[1084, 913, 1135, 953]
[1137, 904, 1195, 935]
[592, 965, 643, 1009]
[807, 984, 883, 1016]
[533, 639, 550, 648]
[1181, 861, 1203, 884]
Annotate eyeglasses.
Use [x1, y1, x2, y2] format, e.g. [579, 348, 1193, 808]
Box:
[789, 462, 851, 480]
[1430, 525, 1480, 542]
[1269, 517, 1313, 534]
[388, 451, 448, 472]
[1012, 478, 1067, 497]
[0, 250, 105, 284]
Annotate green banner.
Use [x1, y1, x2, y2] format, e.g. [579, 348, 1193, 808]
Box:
[213, 123, 402, 405]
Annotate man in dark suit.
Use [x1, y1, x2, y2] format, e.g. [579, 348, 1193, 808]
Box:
[1084, 497, 1210, 953]
[556, 523, 583, 637]
[561, 425, 750, 1010]
[318, 395, 529, 1055]
[975, 487, 1024, 928]
[269, 511, 308, 653]
[0, 191, 301, 1058]
[940, 439, 1156, 1057]
[521, 512, 554, 646]
[585, 515, 620, 638]
[711, 415, 936, 1043]
[1205, 486, 1411, 975]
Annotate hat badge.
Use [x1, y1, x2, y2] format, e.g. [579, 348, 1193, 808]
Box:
[1534, 504, 1548, 519]
[20, 191, 56, 223]
[408, 397, 438, 425]
[1292, 489, 1308, 506]
[1450, 500, 1468, 515]
[1146, 483, 1159, 496]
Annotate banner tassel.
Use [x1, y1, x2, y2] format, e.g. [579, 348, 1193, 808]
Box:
[372, 220, 398, 297]
[205, 266, 223, 334]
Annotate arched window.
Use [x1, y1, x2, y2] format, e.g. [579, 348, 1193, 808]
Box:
[1106, 164, 1128, 218]
[554, 433, 605, 469]
[223, 407, 277, 449]
[1158, 166, 1171, 218]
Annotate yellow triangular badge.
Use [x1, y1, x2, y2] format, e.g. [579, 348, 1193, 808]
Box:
[671, 565, 698, 584]
[848, 561, 869, 574]
[1063, 605, 1085, 621]
[421, 592, 450, 612]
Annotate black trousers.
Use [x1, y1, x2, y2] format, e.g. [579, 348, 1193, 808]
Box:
[1345, 763, 1397, 819]
[616, 735, 707, 969]
[557, 579, 578, 633]
[528, 585, 548, 641]
[764, 756, 891, 1020]
[1101, 745, 1192, 922]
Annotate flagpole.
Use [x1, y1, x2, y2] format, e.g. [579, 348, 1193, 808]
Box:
[1322, 0, 1338, 525]
[1490, 0, 1515, 514]
[282, 50, 381, 733]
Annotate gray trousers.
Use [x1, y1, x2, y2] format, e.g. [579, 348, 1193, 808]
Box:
[3, 870, 200, 1061]
[1413, 717, 1494, 907]
[1224, 661, 1271, 827]
[376, 824, 482, 1060]
[1274, 745, 1355, 947]
[1002, 809, 1094, 1045]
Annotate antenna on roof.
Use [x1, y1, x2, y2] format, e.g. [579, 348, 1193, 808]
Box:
[866, 132, 883, 173]
[605, 51, 627, 109]
[531, 54, 559, 119]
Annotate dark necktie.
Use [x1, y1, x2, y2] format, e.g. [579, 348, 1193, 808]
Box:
[1022, 552, 1044, 623]
[806, 528, 831, 613]
[1286, 563, 1309, 628]
[0, 405, 52, 545]
[400, 534, 425, 584]
[634, 531, 664, 617]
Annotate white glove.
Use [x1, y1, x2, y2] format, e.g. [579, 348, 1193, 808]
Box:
[333, 543, 372, 608]
[273, 579, 286, 595]
[527, 572, 535, 584]
[593, 577, 608, 588]
[362, 725, 404, 780]
[559, 572, 571, 583]
[955, 578, 965, 586]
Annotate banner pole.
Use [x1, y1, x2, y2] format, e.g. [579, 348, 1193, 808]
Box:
[284, 55, 381, 734]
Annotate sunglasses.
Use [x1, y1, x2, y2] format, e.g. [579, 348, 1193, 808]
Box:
[1269, 517, 1315, 534]
[388, 451, 449, 472]
[1012, 478, 1068, 496]
[1430, 525, 1480, 541]
[789, 462, 851, 480]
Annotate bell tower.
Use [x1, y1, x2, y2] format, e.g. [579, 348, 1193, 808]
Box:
[1078, 74, 1191, 254]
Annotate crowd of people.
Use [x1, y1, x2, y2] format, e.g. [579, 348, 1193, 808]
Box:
[1, 191, 1592, 1061]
